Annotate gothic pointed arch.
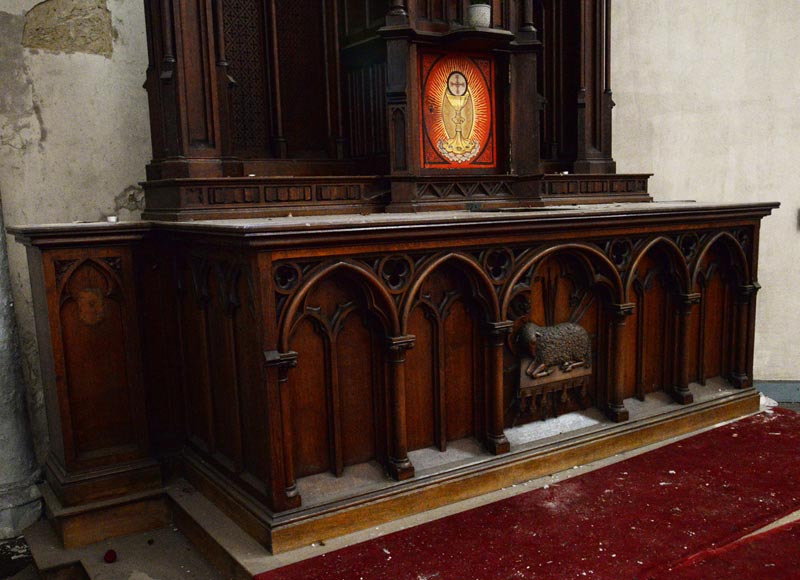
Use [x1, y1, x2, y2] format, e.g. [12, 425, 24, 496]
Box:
[399, 251, 500, 453]
[691, 232, 750, 290]
[690, 231, 751, 387]
[276, 259, 400, 480]
[625, 237, 690, 301]
[399, 251, 500, 334]
[500, 243, 624, 319]
[279, 259, 400, 351]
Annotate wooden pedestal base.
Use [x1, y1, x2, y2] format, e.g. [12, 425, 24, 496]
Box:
[40, 482, 170, 549]
[45, 457, 162, 507]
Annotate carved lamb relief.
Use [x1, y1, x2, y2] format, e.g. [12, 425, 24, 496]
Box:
[515, 321, 593, 421]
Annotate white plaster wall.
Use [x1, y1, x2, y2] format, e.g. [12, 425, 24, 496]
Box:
[0, 0, 151, 460]
[612, 0, 800, 380]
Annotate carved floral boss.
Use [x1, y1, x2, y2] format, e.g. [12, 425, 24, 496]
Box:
[420, 51, 496, 169]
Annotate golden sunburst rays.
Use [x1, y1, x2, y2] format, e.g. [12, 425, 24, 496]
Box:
[423, 54, 493, 166]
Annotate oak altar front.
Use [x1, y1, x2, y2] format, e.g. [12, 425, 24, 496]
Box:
[11, 0, 778, 555]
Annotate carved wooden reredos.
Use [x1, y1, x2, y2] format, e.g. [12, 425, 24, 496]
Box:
[141, 0, 645, 220]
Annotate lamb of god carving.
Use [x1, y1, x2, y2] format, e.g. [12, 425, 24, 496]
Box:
[516, 322, 592, 379]
[513, 321, 594, 421]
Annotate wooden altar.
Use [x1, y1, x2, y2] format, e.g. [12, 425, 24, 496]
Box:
[10, 0, 777, 555]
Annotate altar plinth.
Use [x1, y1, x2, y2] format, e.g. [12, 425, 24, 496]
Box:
[10, 200, 776, 550]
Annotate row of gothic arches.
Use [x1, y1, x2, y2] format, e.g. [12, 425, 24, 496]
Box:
[275, 233, 755, 492]
[278, 232, 750, 341]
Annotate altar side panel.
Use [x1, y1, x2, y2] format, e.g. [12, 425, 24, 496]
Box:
[137, 244, 185, 453]
[700, 248, 732, 382]
[642, 276, 670, 395]
[233, 270, 271, 486]
[289, 318, 331, 478]
[338, 312, 378, 467]
[515, 255, 603, 416]
[179, 267, 214, 451]
[621, 293, 639, 400]
[444, 300, 477, 441]
[406, 307, 437, 451]
[61, 262, 134, 456]
[207, 267, 241, 465]
[630, 252, 677, 398]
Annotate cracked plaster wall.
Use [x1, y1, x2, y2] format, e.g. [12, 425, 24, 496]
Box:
[612, 0, 800, 380]
[22, 0, 114, 57]
[0, 0, 150, 463]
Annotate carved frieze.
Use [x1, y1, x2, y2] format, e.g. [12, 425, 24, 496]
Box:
[417, 180, 514, 200]
[268, 228, 751, 325]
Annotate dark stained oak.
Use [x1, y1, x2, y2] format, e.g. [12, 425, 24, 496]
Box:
[8, 0, 780, 554]
[11, 202, 778, 547]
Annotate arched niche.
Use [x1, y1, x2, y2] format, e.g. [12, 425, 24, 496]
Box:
[624, 239, 689, 401]
[58, 259, 133, 460]
[691, 234, 749, 386]
[281, 264, 397, 479]
[502, 247, 619, 423]
[401, 254, 499, 452]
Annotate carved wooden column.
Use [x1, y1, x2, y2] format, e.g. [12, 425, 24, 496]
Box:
[608, 303, 634, 422]
[674, 293, 701, 404]
[383, 20, 414, 209]
[509, 35, 542, 182]
[731, 284, 759, 389]
[520, 0, 536, 33]
[211, 0, 234, 168]
[386, 336, 416, 481]
[264, 349, 302, 509]
[486, 321, 513, 454]
[143, 0, 224, 179]
[574, 0, 615, 174]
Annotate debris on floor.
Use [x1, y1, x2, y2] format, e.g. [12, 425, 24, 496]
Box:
[0, 536, 32, 579]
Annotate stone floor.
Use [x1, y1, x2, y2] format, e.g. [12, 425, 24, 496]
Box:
[2, 397, 798, 580]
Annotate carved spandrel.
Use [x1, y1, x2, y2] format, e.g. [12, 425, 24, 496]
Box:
[54, 259, 77, 285]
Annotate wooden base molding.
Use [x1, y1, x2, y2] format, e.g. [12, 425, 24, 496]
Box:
[179, 390, 759, 553]
[45, 457, 162, 507]
[40, 483, 170, 549]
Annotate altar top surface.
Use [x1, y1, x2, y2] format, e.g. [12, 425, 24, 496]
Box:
[9, 201, 780, 244]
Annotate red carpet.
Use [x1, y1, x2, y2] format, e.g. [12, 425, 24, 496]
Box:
[257, 409, 800, 580]
[655, 521, 800, 579]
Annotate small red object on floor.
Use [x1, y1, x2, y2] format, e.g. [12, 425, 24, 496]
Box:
[104, 549, 117, 564]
